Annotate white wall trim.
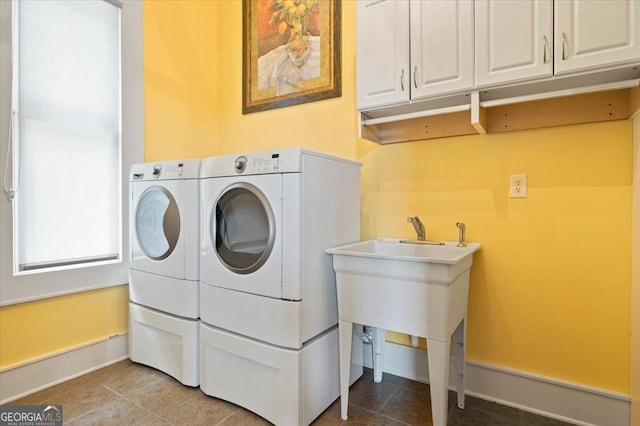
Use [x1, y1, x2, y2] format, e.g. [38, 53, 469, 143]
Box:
[363, 341, 630, 426]
[0, 333, 129, 404]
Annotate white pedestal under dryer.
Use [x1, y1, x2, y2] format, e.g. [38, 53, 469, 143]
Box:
[129, 159, 200, 387]
[199, 148, 363, 425]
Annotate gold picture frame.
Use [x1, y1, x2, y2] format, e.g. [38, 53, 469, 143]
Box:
[242, 0, 341, 114]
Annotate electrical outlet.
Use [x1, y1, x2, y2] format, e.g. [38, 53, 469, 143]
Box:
[510, 174, 528, 198]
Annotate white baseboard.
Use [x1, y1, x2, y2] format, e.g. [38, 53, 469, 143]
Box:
[0, 333, 129, 404]
[1, 335, 630, 426]
[363, 342, 630, 426]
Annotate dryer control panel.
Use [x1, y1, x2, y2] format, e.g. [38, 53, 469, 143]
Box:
[200, 148, 332, 178]
[235, 154, 281, 174]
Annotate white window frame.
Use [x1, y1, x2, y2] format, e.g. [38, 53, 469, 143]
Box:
[0, 0, 143, 306]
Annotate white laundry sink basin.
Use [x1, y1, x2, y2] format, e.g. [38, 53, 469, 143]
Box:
[326, 237, 481, 426]
[327, 238, 480, 264]
[326, 238, 480, 289]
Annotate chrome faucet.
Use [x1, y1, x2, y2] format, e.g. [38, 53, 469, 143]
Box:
[456, 222, 466, 247]
[407, 216, 425, 241]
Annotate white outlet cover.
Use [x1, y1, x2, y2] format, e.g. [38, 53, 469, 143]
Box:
[510, 174, 528, 198]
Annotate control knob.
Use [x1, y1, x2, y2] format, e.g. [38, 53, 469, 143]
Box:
[234, 156, 247, 173]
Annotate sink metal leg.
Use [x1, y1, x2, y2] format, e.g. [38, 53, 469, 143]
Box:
[453, 318, 466, 409]
[426, 338, 450, 426]
[372, 327, 386, 383]
[338, 320, 353, 420]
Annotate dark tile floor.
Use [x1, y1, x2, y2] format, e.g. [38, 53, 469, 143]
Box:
[9, 359, 573, 425]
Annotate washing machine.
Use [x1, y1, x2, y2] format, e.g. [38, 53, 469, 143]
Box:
[199, 148, 363, 425]
[128, 159, 200, 387]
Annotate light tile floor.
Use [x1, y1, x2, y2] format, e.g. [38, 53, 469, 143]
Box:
[9, 359, 573, 425]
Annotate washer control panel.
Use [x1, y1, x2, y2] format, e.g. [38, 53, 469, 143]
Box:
[152, 163, 185, 179]
[132, 162, 187, 180]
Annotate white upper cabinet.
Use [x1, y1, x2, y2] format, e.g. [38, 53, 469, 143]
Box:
[357, 0, 473, 110]
[357, 0, 640, 115]
[410, 0, 474, 99]
[475, 0, 552, 87]
[356, 0, 410, 109]
[555, 0, 640, 74]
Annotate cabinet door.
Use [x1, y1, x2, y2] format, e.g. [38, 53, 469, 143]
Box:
[555, 0, 640, 74]
[475, 0, 552, 87]
[409, 0, 474, 99]
[356, 0, 410, 109]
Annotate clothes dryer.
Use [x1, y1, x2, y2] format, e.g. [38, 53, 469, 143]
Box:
[199, 149, 363, 425]
[129, 159, 200, 386]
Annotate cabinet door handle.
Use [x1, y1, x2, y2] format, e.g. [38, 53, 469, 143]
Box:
[542, 35, 548, 64]
[413, 65, 418, 89]
[401, 68, 405, 91]
[561, 32, 567, 60]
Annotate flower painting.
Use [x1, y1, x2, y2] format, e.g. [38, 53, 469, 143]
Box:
[243, 0, 341, 114]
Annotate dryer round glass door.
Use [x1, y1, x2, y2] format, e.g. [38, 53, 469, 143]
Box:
[135, 186, 180, 260]
[212, 183, 275, 274]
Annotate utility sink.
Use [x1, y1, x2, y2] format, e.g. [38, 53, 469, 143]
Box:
[326, 238, 481, 426]
[329, 238, 480, 263]
[326, 238, 480, 296]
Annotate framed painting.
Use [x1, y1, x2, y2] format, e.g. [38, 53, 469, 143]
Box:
[242, 0, 341, 114]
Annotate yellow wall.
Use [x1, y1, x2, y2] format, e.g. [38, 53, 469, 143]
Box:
[365, 123, 631, 393]
[0, 285, 129, 369]
[143, 0, 631, 393]
[144, 0, 219, 161]
[143, 0, 359, 162]
[630, 113, 639, 423]
[0, 0, 631, 398]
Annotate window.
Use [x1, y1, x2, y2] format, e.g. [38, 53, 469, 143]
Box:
[15, 0, 121, 272]
[0, 0, 143, 304]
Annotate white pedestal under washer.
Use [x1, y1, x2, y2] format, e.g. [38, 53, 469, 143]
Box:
[128, 159, 200, 386]
[199, 148, 363, 425]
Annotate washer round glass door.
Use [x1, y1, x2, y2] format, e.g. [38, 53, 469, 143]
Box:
[135, 186, 180, 260]
[212, 182, 275, 274]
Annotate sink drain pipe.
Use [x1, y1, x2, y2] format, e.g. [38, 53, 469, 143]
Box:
[364, 326, 420, 348]
[362, 326, 374, 344]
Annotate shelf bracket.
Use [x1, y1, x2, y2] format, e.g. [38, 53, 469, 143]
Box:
[470, 91, 486, 134]
[631, 86, 640, 119]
